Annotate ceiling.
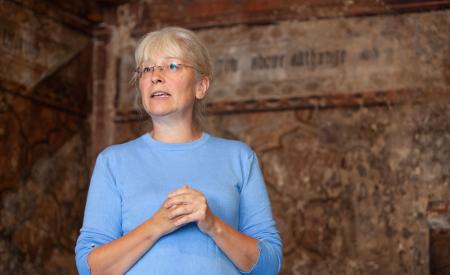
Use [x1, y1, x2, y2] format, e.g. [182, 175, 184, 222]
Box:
[9, 0, 450, 36]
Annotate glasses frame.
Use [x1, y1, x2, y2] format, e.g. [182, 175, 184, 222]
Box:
[135, 63, 197, 79]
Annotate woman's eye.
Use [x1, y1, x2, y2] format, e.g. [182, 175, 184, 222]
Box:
[143, 67, 151, 73]
[168, 63, 179, 70]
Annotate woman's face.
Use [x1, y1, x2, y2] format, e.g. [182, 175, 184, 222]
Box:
[138, 54, 208, 122]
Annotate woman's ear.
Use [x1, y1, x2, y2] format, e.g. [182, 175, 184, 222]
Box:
[195, 76, 210, 100]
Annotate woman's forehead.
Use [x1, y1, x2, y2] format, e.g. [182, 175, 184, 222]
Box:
[142, 55, 182, 64]
[142, 41, 184, 60]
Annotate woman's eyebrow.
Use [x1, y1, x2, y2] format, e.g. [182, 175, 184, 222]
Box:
[143, 57, 180, 64]
[163, 57, 183, 62]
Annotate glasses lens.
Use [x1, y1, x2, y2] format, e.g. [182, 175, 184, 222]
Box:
[168, 63, 179, 70]
[138, 63, 191, 78]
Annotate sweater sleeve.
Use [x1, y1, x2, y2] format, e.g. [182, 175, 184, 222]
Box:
[75, 152, 123, 275]
[238, 151, 282, 275]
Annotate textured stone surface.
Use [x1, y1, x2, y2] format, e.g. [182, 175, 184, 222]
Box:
[0, 1, 89, 93]
[0, 92, 85, 192]
[113, 95, 450, 275]
[203, 96, 450, 275]
[1, 1, 449, 274]
[430, 229, 450, 275]
[428, 201, 450, 275]
[0, 2, 92, 274]
[113, 9, 450, 118]
[0, 125, 90, 274]
[199, 10, 449, 105]
[106, 6, 450, 274]
[0, 87, 90, 274]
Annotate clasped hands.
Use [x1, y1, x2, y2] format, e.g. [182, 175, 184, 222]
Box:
[152, 185, 218, 237]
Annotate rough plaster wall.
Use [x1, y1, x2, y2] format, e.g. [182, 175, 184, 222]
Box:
[108, 7, 450, 275]
[0, 2, 92, 273]
[0, 97, 90, 274]
[113, 95, 450, 275]
[202, 96, 450, 275]
[0, 91, 90, 274]
[1, 1, 448, 274]
[0, 130, 90, 274]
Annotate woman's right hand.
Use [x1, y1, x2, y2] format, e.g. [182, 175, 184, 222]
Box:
[148, 202, 183, 238]
[87, 200, 185, 275]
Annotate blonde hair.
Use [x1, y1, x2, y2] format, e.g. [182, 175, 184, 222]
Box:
[132, 27, 213, 128]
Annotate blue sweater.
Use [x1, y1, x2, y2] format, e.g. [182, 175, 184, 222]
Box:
[75, 132, 282, 275]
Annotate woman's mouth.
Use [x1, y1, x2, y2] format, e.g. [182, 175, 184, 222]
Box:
[151, 91, 171, 98]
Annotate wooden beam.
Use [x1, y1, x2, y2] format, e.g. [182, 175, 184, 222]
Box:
[130, 0, 450, 36]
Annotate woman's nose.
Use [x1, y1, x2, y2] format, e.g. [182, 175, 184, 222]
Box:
[151, 68, 164, 84]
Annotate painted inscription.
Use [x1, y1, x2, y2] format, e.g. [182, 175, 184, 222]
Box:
[251, 54, 285, 70]
[214, 48, 346, 76]
[214, 48, 347, 79]
[115, 10, 450, 116]
[290, 49, 346, 69]
[215, 58, 238, 75]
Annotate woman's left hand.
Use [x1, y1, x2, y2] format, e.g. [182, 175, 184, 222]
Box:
[164, 185, 217, 234]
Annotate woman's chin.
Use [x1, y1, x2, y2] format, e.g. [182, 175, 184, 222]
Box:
[146, 108, 175, 118]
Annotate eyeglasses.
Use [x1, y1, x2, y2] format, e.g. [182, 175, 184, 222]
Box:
[135, 62, 196, 79]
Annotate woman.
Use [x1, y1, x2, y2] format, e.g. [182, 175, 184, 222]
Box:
[75, 27, 282, 275]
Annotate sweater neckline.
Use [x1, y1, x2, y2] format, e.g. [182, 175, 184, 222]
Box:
[141, 132, 210, 151]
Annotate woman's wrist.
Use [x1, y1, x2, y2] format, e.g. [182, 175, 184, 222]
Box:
[204, 215, 222, 238]
[144, 217, 164, 241]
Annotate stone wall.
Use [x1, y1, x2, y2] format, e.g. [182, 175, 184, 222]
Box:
[108, 4, 450, 275]
[0, 1, 92, 274]
[114, 95, 450, 275]
[0, 0, 449, 274]
[205, 97, 450, 275]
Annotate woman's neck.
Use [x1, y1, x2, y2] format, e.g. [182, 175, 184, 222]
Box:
[150, 122, 202, 144]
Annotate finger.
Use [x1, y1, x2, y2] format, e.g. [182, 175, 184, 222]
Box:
[167, 185, 191, 198]
[173, 213, 199, 227]
[164, 194, 195, 208]
[168, 204, 196, 219]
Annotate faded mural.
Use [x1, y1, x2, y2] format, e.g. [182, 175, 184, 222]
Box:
[0, 1, 449, 274]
